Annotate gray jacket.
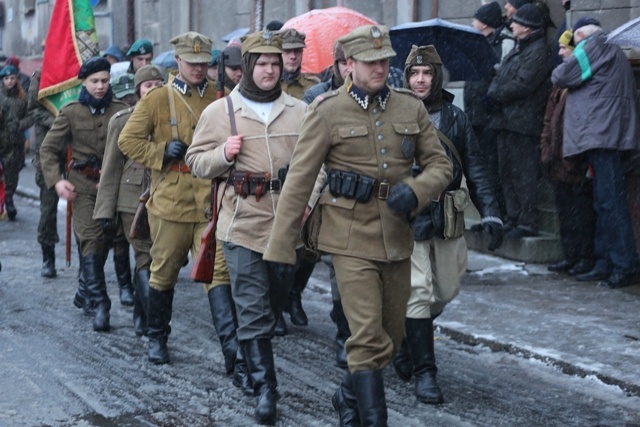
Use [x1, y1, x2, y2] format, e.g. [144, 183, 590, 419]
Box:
[552, 30, 639, 157]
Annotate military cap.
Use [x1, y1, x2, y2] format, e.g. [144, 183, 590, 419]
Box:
[126, 39, 153, 57]
[0, 65, 18, 77]
[338, 25, 396, 62]
[241, 30, 282, 56]
[223, 44, 242, 67]
[112, 73, 136, 99]
[405, 45, 442, 68]
[170, 32, 213, 63]
[279, 28, 306, 50]
[78, 57, 111, 79]
[103, 45, 124, 62]
[134, 64, 164, 90]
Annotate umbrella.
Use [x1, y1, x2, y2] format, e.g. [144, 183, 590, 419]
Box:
[607, 16, 640, 48]
[390, 18, 499, 82]
[282, 6, 378, 74]
[152, 50, 178, 70]
[222, 27, 250, 43]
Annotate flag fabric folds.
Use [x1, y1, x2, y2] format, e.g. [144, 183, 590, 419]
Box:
[38, 0, 99, 114]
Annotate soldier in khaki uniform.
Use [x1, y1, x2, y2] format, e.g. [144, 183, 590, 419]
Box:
[118, 33, 238, 375]
[27, 68, 58, 278]
[40, 57, 128, 332]
[278, 29, 320, 100]
[94, 65, 164, 336]
[263, 25, 452, 425]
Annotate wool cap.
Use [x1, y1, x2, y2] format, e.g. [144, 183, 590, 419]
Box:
[405, 45, 442, 67]
[506, 0, 533, 10]
[126, 39, 153, 57]
[78, 57, 111, 79]
[280, 28, 306, 49]
[0, 65, 18, 77]
[558, 30, 575, 50]
[111, 73, 136, 99]
[170, 32, 213, 63]
[134, 64, 164, 90]
[103, 45, 123, 62]
[474, 2, 504, 30]
[338, 25, 396, 62]
[573, 17, 601, 32]
[223, 45, 242, 67]
[241, 30, 283, 56]
[511, 3, 544, 29]
[266, 20, 284, 31]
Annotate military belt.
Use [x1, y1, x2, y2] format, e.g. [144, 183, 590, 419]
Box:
[170, 162, 191, 173]
[327, 169, 394, 202]
[227, 170, 281, 202]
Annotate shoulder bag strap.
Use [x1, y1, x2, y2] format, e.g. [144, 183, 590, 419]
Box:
[149, 86, 179, 199]
[436, 128, 463, 168]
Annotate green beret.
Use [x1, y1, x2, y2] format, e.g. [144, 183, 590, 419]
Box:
[0, 65, 18, 77]
[170, 32, 213, 64]
[338, 25, 396, 62]
[209, 49, 221, 67]
[241, 30, 282, 56]
[127, 39, 153, 57]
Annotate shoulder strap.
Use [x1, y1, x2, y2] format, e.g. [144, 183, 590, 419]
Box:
[436, 128, 463, 168]
[226, 96, 238, 136]
[167, 85, 179, 141]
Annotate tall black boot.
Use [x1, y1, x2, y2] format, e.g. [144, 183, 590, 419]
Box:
[73, 244, 87, 310]
[41, 244, 57, 278]
[351, 370, 387, 427]
[113, 253, 134, 306]
[83, 254, 111, 332]
[207, 285, 239, 375]
[242, 339, 278, 425]
[147, 287, 174, 364]
[232, 346, 253, 397]
[285, 260, 314, 326]
[133, 268, 150, 337]
[331, 299, 350, 369]
[406, 317, 443, 404]
[272, 313, 288, 336]
[332, 371, 360, 427]
[392, 338, 412, 382]
[5, 195, 16, 221]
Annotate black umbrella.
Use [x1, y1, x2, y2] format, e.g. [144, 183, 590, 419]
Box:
[390, 18, 499, 82]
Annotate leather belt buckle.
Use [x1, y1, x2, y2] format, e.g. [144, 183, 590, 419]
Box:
[378, 182, 390, 200]
[269, 179, 282, 192]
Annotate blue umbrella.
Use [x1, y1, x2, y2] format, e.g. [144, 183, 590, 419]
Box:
[222, 27, 250, 43]
[390, 18, 499, 82]
[152, 50, 178, 69]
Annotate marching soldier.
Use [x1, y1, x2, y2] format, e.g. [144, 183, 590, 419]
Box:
[278, 29, 320, 99]
[118, 33, 240, 379]
[40, 57, 128, 332]
[126, 38, 154, 74]
[94, 65, 164, 336]
[263, 25, 452, 425]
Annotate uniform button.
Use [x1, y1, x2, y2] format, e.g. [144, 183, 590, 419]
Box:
[383, 163, 389, 169]
[373, 108, 379, 114]
[378, 135, 383, 141]
[381, 148, 387, 155]
[375, 121, 381, 127]
[332, 198, 337, 203]
[351, 129, 356, 135]
[405, 128, 409, 133]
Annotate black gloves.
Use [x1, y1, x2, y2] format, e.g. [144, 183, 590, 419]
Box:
[387, 183, 418, 214]
[483, 220, 504, 251]
[163, 140, 188, 166]
[268, 262, 296, 283]
[97, 218, 115, 234]
[481, 95, 496, 113]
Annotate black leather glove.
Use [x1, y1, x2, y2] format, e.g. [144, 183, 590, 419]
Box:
[268, 261, 296, 283]
[97, 218, 115, 234]
[387, 183, 418, 214]
[481, 95, 496, 113]
[163, 140, 188, 166]
[483, 219, 504, 251]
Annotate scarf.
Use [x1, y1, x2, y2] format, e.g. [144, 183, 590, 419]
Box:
[281, 67, 301, 85]
[78, 86, 113, 113]
[239, 52, 283, 103]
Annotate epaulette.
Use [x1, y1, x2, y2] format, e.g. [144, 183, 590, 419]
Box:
[114, 107, 135, 119]
[312, 90, 339, 107]
[391, 87, 419, 98]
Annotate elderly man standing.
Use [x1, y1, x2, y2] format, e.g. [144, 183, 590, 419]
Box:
[263, 25, 452, 426]
[552, 18, 640, 288]
[118, 33, 237, 368]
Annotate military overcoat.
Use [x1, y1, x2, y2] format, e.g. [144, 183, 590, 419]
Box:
[281, 73, 320, 100]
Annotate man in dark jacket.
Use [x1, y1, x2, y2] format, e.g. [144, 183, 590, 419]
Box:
[394, 44, 504, 405]
[552, 19, 640, 288]
[484, 4, 551, 238]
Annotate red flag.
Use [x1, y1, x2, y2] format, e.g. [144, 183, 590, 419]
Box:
[38, 0, 99, 115]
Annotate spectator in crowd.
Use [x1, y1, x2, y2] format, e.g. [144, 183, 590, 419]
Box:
[0, 65, 33, 221]
[504, 0, 533, 20]
[186, 30, 308, 425]
[103, 45, 124, 65]
[394, 44, 504, 405]
[543, 30, 595, 276]
[552, 18, 640, 288]
[215, 42, 243, 96]
[262, 25, 452, 426]
[5, 56, 31, 93]
[126, 38, 154, 74]
[40, 57, 128, 332]
[484, 4, 551, 238]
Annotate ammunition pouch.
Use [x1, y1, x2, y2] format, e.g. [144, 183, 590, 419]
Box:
[228, 170, 281, 202]
[69, 155, 102, 181]
[327, 169, 390, 202]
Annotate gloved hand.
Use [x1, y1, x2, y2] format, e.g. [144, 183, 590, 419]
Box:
[268, 261, 296, 283]
[97, 218, 115, 234]
[483, 219, 504, 251]
[163, 140, 188, 166]
[387, 183, 418, 215]
[481, 95, 497, 113]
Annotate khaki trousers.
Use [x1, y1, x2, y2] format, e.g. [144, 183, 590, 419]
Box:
[407, 237, 467, 319]
[332, 254, 411, 372]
